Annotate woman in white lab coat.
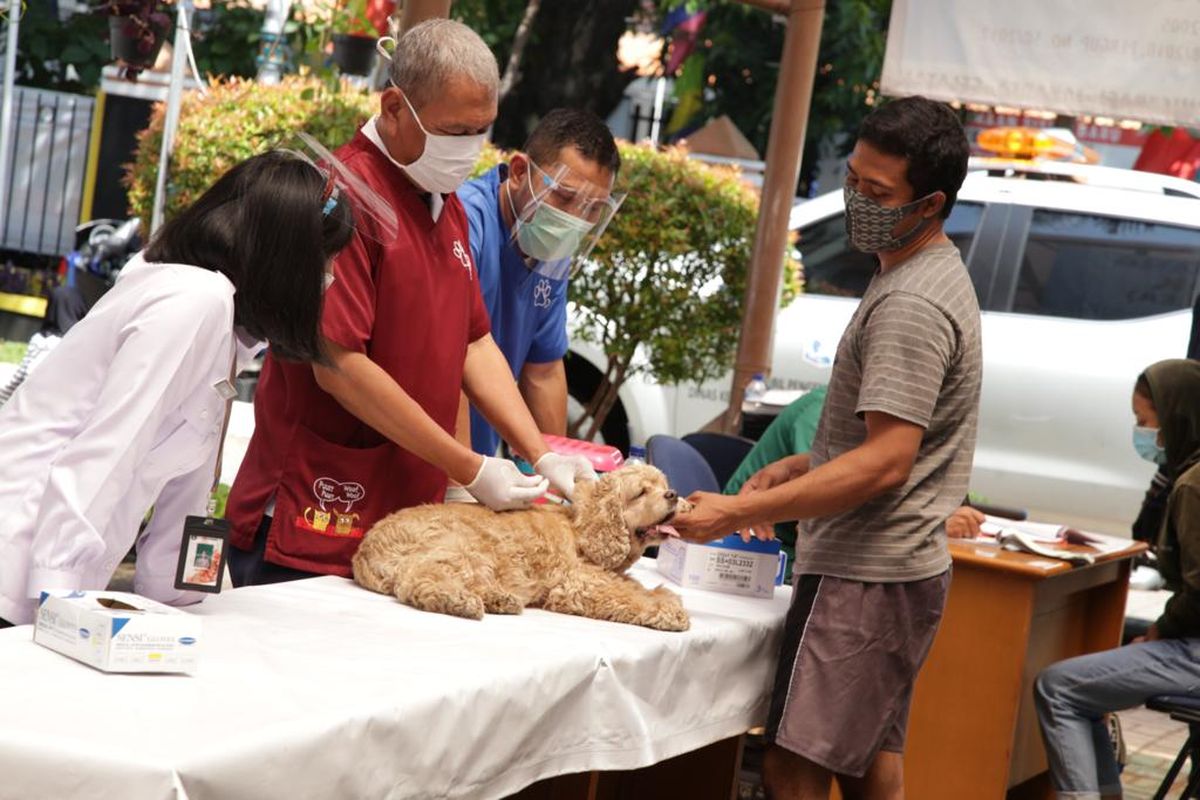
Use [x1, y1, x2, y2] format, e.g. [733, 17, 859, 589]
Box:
[0, 151, 355, 626]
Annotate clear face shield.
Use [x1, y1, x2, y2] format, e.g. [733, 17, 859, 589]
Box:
[281, 132, 399, 245]
[508, 158, 626, 281]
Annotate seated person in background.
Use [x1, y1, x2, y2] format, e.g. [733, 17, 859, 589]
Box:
[725, 384, 984, 560]
[1123, 299, 1200, 585]
[1035, 359, 1200, 800]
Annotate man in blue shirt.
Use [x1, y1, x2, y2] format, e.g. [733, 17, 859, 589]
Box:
[456, 109, 622, 456]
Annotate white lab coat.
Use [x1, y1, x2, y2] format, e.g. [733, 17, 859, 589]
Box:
[0, 255, 263, 624]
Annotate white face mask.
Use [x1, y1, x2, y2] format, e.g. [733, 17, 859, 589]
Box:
[399, 92, 486, 195]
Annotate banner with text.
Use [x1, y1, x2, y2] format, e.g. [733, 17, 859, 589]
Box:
[881, 0, 1200, 126]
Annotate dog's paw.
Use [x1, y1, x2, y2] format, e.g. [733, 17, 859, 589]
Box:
[482, 591, 525, 615]
[452, 594, 487, 620]
[645, 587, 689, 631]
[647, 603, 690, 632]
[413, 590, 485, 620]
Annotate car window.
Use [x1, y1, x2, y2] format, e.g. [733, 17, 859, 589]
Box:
[798, 202, 984, 298]
[1012, 210, 1200, 320]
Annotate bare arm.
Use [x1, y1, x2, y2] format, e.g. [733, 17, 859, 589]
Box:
[313, 338, 482, 486]
[676, 412, 923, 541]
[756, 411, 922, 519]
[518, 360, 567, 436]
[453, 393, 473, 449]
[462, 334, 549, 463]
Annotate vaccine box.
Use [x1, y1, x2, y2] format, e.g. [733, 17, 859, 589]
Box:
[656, 535, 788, 598]
[34, 590, 202, 674]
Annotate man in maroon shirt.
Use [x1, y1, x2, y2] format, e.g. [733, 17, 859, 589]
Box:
[227, 19, 592, 584]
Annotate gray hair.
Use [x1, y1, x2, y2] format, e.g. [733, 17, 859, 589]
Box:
[389, 19, 499, 108]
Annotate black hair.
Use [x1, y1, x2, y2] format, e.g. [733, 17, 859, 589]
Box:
[857, 96, 970, 219]
[145, 151, 354, 362]
[524, 108, 621, 176]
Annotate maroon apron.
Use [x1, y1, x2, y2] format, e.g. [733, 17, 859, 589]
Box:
[226, 129, 490, 577]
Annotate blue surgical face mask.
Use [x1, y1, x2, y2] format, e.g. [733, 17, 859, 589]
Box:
[1134, 426, 1167, 465]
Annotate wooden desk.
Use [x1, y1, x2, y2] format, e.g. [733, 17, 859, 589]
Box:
[903, 539, 1146, 799]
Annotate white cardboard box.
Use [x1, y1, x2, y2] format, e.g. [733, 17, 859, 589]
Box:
[656, 535, 787, 598]
[34, 590, 202, 674]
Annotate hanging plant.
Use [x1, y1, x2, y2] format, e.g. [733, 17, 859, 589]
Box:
[95, 0, 172, 79]
[329, 0, 377, 76]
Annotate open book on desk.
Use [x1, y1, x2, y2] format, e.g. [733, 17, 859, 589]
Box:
[975, 516, 1133, 566]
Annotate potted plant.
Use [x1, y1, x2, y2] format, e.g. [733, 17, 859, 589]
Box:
[329, 0, 377, 76]
[97, 0, 172, 76]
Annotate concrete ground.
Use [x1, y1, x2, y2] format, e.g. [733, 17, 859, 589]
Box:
[1120, 705, 1192, 799]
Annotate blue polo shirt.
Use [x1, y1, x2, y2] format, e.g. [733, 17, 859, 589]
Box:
[458, 164, 570, 456]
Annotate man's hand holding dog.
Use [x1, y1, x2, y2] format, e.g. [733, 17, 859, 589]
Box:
[674, 493, 775, 544]
[674, 456, 810, 543]
[534, 453, 598, 502]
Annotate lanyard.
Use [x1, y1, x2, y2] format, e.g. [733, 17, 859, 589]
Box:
[206, 348, 239, 519]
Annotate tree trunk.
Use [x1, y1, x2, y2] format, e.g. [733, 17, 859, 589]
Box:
[568, 355, 628, 443]
[496, 0, 542, 104]
[582, 359, 627, 442]
[491, 0, 640, 149]
[568, 357, 614, 439]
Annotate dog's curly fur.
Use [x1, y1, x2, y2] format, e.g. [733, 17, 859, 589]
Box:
[351, 465, 690, 631]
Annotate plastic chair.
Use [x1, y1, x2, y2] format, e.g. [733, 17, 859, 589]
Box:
[681, 432, 756, 490]
[1146, 695, 1200, 799]
[645, 435, 720, 496]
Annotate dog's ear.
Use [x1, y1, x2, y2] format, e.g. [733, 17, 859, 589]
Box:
[572, 473, 633, 570]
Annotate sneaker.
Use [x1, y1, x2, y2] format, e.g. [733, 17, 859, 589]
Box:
[1130, 565, 1166, 591]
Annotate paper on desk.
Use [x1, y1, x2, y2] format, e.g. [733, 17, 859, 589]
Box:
[976, 516, 1133, 566]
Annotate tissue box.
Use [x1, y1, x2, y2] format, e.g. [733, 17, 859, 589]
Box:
[34, 590, 201, 674]
[656, 535, 788, 598]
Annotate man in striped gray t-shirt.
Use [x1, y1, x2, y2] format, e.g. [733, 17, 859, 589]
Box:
[676, 96, 980, 799]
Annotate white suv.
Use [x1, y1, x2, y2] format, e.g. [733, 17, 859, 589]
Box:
[566, 158, 1200, 534]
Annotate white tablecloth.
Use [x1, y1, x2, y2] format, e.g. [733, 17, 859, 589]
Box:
[0, 561, 790, 800]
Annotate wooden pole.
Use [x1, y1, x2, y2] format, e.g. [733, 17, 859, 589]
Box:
[721, 0, 826, 433]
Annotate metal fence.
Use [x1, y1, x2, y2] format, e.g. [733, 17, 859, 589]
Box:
[1, 86, 94, 257]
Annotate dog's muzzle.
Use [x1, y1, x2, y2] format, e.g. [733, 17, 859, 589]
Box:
[635, 503, 683, 542]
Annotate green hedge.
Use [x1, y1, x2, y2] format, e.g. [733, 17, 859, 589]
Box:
[126, 78, 377, 227]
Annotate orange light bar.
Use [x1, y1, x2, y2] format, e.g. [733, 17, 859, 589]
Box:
[977, 127, 1073, 160]
[976, 126, 1101, 164]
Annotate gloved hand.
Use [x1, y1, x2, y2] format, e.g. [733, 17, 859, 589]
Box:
[534, 452, 598, 502]
[464, 456, 549, 511]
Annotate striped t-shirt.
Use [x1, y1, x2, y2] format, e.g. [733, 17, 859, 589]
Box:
[795, 241, 982, 583]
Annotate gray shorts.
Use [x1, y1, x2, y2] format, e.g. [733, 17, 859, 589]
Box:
[766, 570, 950, 777]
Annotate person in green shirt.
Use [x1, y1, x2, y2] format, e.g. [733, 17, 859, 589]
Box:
[724, 386, 828, 564]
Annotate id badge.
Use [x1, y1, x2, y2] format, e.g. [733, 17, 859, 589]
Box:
[174, 516, 230, 593]
[213, 378, 238, 401]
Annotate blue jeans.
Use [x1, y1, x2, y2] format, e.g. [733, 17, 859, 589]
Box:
[1035, 638, 1200, 799]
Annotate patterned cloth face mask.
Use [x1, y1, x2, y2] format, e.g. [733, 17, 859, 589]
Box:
[843, 185, 937, 253]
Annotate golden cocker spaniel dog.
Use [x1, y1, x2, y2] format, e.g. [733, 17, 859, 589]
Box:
[351, 464, 690, 631]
